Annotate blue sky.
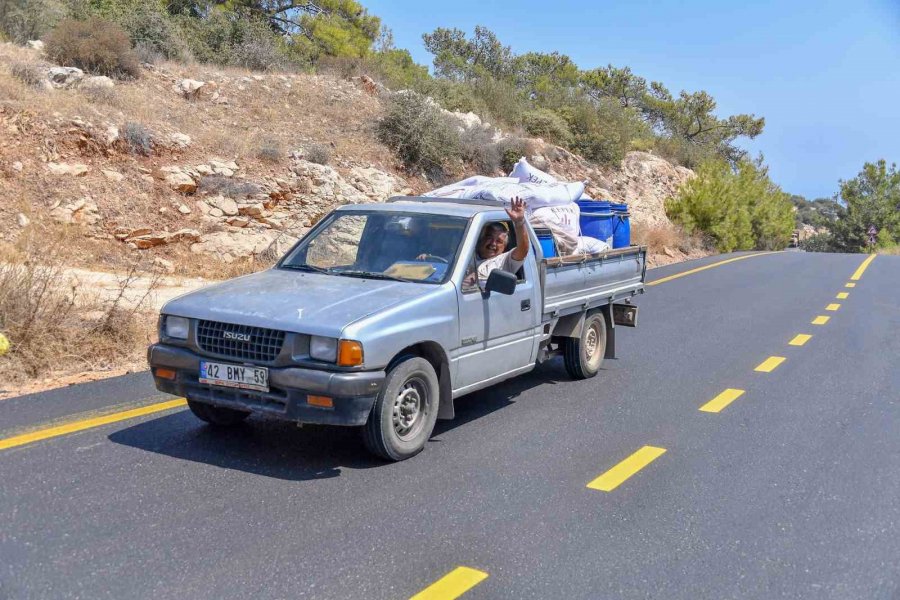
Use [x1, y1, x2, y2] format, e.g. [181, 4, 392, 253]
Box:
[364, 0, 900, 199]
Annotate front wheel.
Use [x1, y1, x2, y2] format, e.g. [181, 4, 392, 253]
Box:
[187, 399, 250, 426]
[563, 311, 607, 380]
[362, 357, 439, 461]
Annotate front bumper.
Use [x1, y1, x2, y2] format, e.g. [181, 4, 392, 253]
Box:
[147, 344, 384, 426]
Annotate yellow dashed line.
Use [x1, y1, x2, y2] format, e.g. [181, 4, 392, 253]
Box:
[0, 399, 187, 452]
[826, 303, 841, 311]
[789, 334, 812, 346]
[410, 567, 488, 600]
[755, 356, 786, 373]
[836, 292, 849, 299]
[850, 254, 876, 280]
[699, 388, 745, 413]
[587, 446, 667, 492]
[812, 316, 830, 325]
[845, 282, 856, 288]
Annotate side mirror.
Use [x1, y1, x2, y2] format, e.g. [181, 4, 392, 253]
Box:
[484, 269, 517, 295]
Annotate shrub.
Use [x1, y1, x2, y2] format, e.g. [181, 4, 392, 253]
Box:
[305, 144, 331, 165]
[800, 232, 836, 253]
[497, 137, 536, 173]
[257, 139, 282, 163]
[199, 176, 262, 198]
[522, 108, 571, 145]
[376, 92, 461, 175]
[123, 122, 152, 156]
[10, 62, 44, 88]
[0, 0, 65, 43]
[459, 126, 502, 174]
[45, 18, 140, 80]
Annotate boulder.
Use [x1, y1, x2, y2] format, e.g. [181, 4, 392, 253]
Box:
[178, 204, 192, 215]
[17, 213, 30, 228]
[178, 79, 205, 99]
[170, 132, 192, 148]
[26, 40, 44, 51]
[47, 162, 89, 177]
[164, 171, 197, 194]
[207, 195, 239, 216]
[190, 230, 295, 263]
[80, 76, 114, 90]
[102, 169, 124, 182]
[348, 166, 407, 200]
[605, 152, 696, 227]
[47, 66, 84, 88]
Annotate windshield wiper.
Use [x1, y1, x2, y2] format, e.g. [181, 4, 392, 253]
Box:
[333, 270, 407, 282]
[281, 263, 330, 274]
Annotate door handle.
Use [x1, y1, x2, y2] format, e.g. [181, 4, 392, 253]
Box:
[521, 299, 531, 311]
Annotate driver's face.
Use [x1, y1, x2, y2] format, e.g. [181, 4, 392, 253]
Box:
[477, 225, 508, 259]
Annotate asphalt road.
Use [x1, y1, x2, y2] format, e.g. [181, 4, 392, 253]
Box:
[1, 251, 897, 600]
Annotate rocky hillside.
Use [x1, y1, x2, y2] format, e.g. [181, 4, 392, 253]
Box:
[0, 41, 698, 275]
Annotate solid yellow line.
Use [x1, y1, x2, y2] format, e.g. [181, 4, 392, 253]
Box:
[410, 567, 488, 600]
[789, 334, 812, 346]
[0, 399, 187, 451]
[699, 388, 745, 413]
[647, 252, 778, 286]
[845, 282, 856, 288]
[812, 316, 830, 325]
[836, 292, 849, 299]
[755, 356, 786, 372]
[826, 303, 841, 311]
[850, 254, 876, 280]
[587, 445, 667, 492]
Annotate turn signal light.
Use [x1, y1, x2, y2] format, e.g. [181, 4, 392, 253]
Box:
[308, 395, 333, 408]
[337, 340, 364, 366]
[155, 367, 177, 380]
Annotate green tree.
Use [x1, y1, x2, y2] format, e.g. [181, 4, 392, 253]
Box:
[579, 65, 647, 108]
[830, 160, 900, 251]
[422, 25, 515, 81]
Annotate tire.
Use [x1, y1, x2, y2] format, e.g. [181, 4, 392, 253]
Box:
[187, 399, 250, 426]
[563, 311, 607, 380]
[362, 357, 439, 461]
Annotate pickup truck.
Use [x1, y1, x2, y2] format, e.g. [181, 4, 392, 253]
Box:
[148, 197, 646, 461]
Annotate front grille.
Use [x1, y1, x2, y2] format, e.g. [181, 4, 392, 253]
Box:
[196, 320, 285, 362]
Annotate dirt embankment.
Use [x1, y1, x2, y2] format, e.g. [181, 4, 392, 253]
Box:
[0, 41, 706, 396]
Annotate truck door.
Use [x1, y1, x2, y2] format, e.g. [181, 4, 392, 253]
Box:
[453, 222, 541, 393]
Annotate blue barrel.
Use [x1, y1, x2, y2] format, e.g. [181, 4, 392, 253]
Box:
[575, 199, 614, 247]
[610, 203, 631, 248]
[534, 228, 557, 258]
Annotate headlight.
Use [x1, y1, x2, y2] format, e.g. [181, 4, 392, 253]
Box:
[164, 315, 190, 340]
[309, 336, 338, 362]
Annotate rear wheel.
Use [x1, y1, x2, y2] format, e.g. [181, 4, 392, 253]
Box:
[563, 312, 607, 380]
[363, 357, 439, 461]
[187, 399, 250, 426]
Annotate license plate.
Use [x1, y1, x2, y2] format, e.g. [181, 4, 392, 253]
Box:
[199, 361, 269, 392]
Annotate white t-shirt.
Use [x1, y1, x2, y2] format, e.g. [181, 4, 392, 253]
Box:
[476, 251, 524, 280]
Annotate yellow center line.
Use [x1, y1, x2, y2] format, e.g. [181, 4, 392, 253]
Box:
[647, 252, 778, 286]
[587, 445, 667, 492]
[755, 356, 786, 373]
[850, 254, 876, 280]
[789, 334, 812, 346]
[0, 398, 187, 452]
[845, 282, 856, 288]
[826, 303, 841, 311]
[410, 567, 488, 600]
[836, 292, 849, 299]
[699, 388, 745, 413]
[812, 316, 830, 325]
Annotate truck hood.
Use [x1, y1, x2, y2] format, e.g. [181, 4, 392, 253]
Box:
[162, 269, 434, 336]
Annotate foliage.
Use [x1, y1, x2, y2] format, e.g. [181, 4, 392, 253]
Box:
[305, 143, 331, 165]
[789, 194, 843, 228]
[422, 25, 515, 81]
[10, 62, 45, 88]
[828, 160, 900, 252]
[45, 18, 140, 79]
[376, 92, 460, 176]
[0, 0, 66, 43]
[668, 158, 795, 252]
[522, 108, 571, 145]
[800, 232, 837, 253]
[123, 121, 152, 155]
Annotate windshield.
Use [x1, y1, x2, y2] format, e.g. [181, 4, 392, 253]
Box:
[279, 211, 469, 283]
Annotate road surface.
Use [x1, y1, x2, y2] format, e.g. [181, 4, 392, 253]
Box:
[1, 251, 897, 600]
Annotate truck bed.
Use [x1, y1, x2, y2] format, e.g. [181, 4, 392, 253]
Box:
[541, 245, 646, 318]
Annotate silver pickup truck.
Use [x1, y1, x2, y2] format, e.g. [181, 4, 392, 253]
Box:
[148, 197, 645, 460]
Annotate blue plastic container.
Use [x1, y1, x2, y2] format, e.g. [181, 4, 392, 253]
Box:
[535, 228, 557, 258]
[575, 199, 614, 246]
[610, 203, 631, 248]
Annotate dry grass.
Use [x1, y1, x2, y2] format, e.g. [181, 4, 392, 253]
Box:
[0, 234, 159, 392]
[632, 222, 703, 254]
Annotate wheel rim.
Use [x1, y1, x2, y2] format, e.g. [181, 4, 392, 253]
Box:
[392, 376, 428, 440]
[584, 319, 603, 368]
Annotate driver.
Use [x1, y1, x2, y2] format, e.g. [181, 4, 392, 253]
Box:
[474, 197, 529, 280]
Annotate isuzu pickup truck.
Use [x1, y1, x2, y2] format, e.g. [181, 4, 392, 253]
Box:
[148, 197, 645, 460]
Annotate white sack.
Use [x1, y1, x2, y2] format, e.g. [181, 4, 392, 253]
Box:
[573, 236, 610, 255]
[471, 181, 585, 209]
[428, 176, 517, 199]
[532, 203, 580, 238]
[509, 157, 557, 185]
